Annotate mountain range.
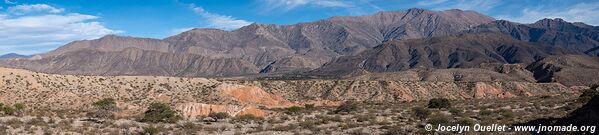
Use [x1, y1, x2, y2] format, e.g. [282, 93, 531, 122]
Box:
[1, 8, 598, 86]
[0, 53, 31, 59]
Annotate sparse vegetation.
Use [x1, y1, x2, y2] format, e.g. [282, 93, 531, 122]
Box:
[233, 114, 263, 123]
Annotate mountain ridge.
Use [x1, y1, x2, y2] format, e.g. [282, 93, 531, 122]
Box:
[1, 8, 599, 86]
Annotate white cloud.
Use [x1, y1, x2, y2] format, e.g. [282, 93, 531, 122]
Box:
[0, 4, 120, 55]
[259, 0, 354, 11]
[189, 4, 252, 30]
[8, 4, 64, 14]
[499, 2, 599, 25]
[429, 0, 500, 11]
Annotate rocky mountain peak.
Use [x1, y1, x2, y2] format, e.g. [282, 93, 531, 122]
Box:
[531, 18, 579, 29]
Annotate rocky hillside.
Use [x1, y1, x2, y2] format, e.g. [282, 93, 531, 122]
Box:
[2, 48, 259, 76]
[526, 55, 599, 86]
[469, 19, 599, 55]
[0, 53, 31, 60]
[0, 8, 494, 76]
[312, 33, 570, 76]
[344, 64, 537, 82]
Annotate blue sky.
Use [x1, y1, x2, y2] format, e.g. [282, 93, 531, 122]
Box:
[1, 0, 599, 55]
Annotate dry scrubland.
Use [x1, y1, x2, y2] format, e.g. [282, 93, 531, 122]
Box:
[0, 67, 591, 134]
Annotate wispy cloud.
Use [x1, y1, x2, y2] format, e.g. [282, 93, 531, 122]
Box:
[417, 0, 449, 6]
[8, 4, 64, 14]
[499, 2, 599, 25]
[0, 4, 120, 55]
[4, 0, 16, 4]
[189, 4, 252, 30]
[256, 0, 380, 15]
[418, 0, 500, 11]
[259, 0, 354, 11]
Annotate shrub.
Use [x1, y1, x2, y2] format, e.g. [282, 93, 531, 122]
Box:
[335, 101, 359, 113]
[208, 112, 230, 120]
[449, 108, 462, 116]
[578, 89, 599, 103]
[456, 118, 475, 126]
[413, 107, 430, 120]
[141, 102, 180, 123]
[428, 98, 451, 109]
[285, 106, 304, 115]
[428, 115, 451, 125]
[304, 104, 315, 110]
[479, 109, 492, 116]
[382, 126, 403, 135]
[93, 98, 117, 110]
[499, 109, 514, 120]
[355, 114, 377, 123]
[1, 106, 15, 115]
[13, 103, 25, 111]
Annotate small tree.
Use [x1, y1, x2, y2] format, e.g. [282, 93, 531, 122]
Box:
[93, 98, 117, 110]
[141, 102, 180, 123]
[89, 98, 117, 119]
[13, 103, 26, 116]
[428, 98, 451, 109]
[335, 101, 359, 113]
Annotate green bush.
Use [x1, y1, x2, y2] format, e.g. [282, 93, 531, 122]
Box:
[427, 98, 451, 109]
[13, 103, 25, 111]
[413, 107, 430, 120]
[335, 101, 359, 113]
[93, 98, 117, 110]
[208, 112, 230, 120]
[141, 102, 180, 123]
